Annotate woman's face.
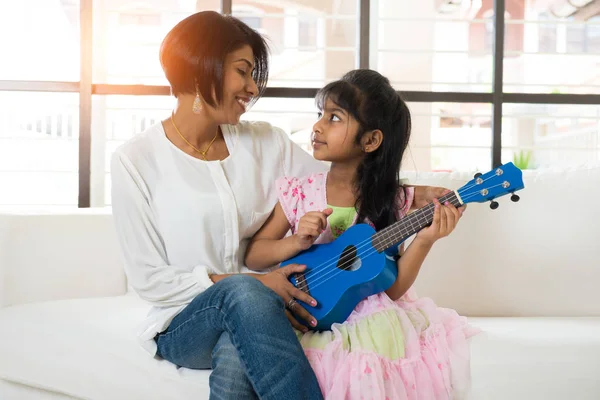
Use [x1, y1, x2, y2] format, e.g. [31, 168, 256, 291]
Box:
[208, 45, 259, 125]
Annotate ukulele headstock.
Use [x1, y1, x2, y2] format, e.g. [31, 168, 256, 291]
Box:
[457, 162, 524, 209]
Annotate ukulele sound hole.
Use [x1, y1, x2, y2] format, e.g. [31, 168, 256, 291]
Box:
[336, 245, 362, 272]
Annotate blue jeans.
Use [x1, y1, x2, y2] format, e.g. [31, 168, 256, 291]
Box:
[155, 275, 323, 400]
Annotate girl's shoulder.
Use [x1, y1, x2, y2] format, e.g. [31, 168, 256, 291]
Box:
[275, 172, 327, 194]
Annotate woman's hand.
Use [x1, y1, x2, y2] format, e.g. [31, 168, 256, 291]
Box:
[412, 185, 451, 209]
[256, 264, 318, 331]
[411, 185, 467, 215]
[416, 198, 463, 246]
[294, 208, 333, 251]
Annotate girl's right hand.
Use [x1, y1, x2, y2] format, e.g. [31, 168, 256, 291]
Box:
[256, 264, 318, 330]
[294, 208, 333, 250]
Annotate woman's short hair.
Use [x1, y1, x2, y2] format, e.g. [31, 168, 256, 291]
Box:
[160, 11, 269, 107]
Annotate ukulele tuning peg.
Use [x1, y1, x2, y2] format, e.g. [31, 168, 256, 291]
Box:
[474, 172, 482, 178]
[490, 200, 499, 210]
[511, 193, 520, 202]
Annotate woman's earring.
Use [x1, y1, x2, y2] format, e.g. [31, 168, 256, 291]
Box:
[192, 89, 203, 114]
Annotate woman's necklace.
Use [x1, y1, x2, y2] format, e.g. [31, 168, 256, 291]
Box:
[170, 112, 219, 160]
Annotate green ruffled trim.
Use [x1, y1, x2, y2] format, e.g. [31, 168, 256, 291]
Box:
[297, 309, 409, 360]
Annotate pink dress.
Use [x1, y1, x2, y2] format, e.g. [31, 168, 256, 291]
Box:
[277, 172, 479, 400]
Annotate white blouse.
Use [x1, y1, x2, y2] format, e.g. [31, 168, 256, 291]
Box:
[110, 121, 326, 355]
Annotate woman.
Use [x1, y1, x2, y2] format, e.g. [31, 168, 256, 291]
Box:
[111, 10, 446, 400]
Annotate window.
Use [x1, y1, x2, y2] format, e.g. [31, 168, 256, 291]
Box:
[118, 13, 162, 27]
[232, 0, 356, 88]
[92, 1, 220, 85]
[376, 0, 495, 93]
[567, 17, 587, 53]
[0, 92, 79, 210]
[505, 14, 600, 94]
[484, 10, 495, 53]
[502, 104, 600, 169]
[298, 17, 318, 48]
[0, 0, 80, 81]
[468, 0, 521, 57]
[238, 16, 261, 30]
[233, 5, 263, 31]
[538, 12, 558, 53]
[566, 16, 600, 54]
[406, 102, 492, 172]
[2, 0, 600, 209]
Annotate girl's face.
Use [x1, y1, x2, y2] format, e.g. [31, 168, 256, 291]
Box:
[311, 98, 364, 163]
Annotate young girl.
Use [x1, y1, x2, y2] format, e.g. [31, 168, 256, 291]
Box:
[245, 69, 477, 400]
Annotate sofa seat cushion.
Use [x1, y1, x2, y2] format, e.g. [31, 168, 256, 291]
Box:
[0, 294, 210, 400]
[468, 317, 600, 399]
[1, 296, 600, 400]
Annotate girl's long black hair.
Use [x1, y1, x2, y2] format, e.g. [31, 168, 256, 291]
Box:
[315, 69, 412, 230]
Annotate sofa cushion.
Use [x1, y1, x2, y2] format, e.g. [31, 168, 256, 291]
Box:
[0, 212, 127, 308]
[468, 317, 600, 399]
[0, 378, 79, 400]
[0, 294, 210, 400]
[1, 296, 599, 400]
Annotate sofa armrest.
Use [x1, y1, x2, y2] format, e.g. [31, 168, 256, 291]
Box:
[0, 211, 127, 308]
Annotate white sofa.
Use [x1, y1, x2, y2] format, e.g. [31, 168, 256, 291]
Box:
[1, 167, 600, 399]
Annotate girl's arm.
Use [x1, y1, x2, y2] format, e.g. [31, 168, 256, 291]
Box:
[245, 203, 331, 271]
[245, 202, 301, 270]
[385, 198, 463, 300]
[385, 237, 433, 301]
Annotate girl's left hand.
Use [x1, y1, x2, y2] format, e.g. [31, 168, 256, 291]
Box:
[416, 199, 464, 245]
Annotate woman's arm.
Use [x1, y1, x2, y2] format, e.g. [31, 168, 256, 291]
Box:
[407, 185, 460, 211]
[111, 151, 216, 307]
[244, 202, 304, 270]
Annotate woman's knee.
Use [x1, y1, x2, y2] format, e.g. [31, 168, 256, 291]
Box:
[218, 275, 283, 315]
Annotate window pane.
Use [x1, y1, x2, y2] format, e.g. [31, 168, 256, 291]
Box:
[242, 97, 317, 153]
[0, 92, 79, 209]
[502, 104, 600, 169]
[93, 0, 220, 85]
[0, 1, 79, 81]
[232, 0, 357, 87]
[504, 8, 600, 94]
[374, 0, 493, 92]
[406, 102, 492, 172]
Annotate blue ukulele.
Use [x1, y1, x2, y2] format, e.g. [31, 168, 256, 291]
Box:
[280, 162, 525, 331]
